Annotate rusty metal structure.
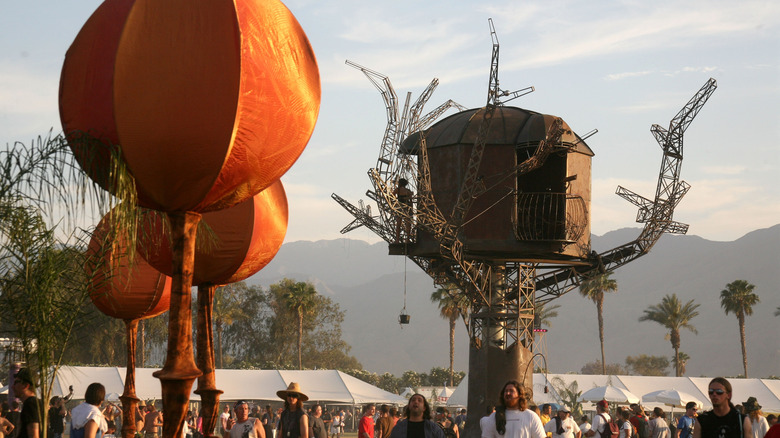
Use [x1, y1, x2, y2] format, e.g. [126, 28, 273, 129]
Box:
[333, 19, 716, 437]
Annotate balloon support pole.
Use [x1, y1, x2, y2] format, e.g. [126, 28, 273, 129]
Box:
[121, 319, 140, 438]
[154, 211, 203, 438]
[195, 283, 224, 438]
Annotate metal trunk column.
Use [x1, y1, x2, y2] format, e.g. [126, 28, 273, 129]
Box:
[464, 264, 536, 438]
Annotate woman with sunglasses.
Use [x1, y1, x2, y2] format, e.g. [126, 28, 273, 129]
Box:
[693, 377, 752, 438]
[277, 383, 309, 438]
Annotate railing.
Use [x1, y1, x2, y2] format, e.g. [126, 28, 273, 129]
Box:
[514, 192, 587, 243]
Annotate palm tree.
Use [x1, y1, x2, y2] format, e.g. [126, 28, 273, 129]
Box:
[430, 285, 469, 386]
[0, 134, 137, 434]
[578, 273, 617, 375]
[281, 280, 318, 369]
[534, 302, 560, 329]
[639, 294, 700, 376]
[212, 283, 247, 368]
[672, 351, 690, 376]
[720, 280, 759, 377]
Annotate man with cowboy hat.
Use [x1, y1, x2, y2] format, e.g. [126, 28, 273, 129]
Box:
[278, 383, 309, 438]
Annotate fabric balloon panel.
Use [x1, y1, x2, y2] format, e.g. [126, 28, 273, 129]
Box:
[113, 0, 242, 212]
[59, 0, 319, 214]
[87, 217, 171, 321]
[195, 0, 320, 212]
[141, 179, 287, 286]
[58, 0, 136, 196]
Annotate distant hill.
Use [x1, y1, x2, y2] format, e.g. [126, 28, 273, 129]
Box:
[247, 225, 780, 378]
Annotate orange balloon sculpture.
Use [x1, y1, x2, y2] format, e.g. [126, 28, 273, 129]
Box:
[60, 2, 318, 437]
[59, 0, 320, 213]
[87, 215, 171, 438]
[140, 180, 287, 437]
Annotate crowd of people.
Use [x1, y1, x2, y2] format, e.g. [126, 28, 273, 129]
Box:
[475, 377, 780, 438]
[3, 371, 779, 438]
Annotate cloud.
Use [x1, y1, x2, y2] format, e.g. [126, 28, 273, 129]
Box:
[605, 71, 654, 81]
[700, 165, 747, 176]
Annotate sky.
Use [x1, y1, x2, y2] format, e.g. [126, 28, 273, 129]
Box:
[1, 0, 779, 245]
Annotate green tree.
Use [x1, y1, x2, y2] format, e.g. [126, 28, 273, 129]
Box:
[638, 294, 699, 376]
[534, 302, 560, 330]
[139, 313, 169, 367]
[580, 360, 627, 375]
[625, 354, 670, 376]
[578, 273, 617, 374]
[720, 280, 760, 378]
[0, 208, 99, 437]
[0, 132, 139, 438]
[550, 377, 583, 417]
[400, 370, 422, 389]
[222, 280, 360, 370]
[280, 280, 317, 370]
[213, 283, 247, 368]
[672, 351, 690, 376]
[430, 286, 469, 386]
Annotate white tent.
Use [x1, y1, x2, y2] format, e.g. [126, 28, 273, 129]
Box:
[447, 374, 780, 413]
[52, 367, 406, 405]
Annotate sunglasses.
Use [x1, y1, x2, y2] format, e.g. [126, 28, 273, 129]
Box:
[708, 389, 726, 395]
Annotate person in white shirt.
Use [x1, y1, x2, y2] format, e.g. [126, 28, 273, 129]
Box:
[586, 401, 611, 438]
[220, 406, 231, 436]
[543, 406, 580, 438]
[618, 411, 632, 438]
[579, 417, 591, 436]
[481, 380, 545, 438]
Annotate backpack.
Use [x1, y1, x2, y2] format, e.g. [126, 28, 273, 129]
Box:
[627, 421, 638, 438]
[599, 414, 620, 438]
[439, 420, 457, 438]
[634, 415, 649, 438]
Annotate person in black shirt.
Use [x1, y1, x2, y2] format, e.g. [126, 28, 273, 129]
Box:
[693, 377, 751, 438]
[13, 368, 40, 438]
[389, 394, 443, 438]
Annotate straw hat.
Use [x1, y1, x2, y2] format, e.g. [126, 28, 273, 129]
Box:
[277, 382, 309, 402]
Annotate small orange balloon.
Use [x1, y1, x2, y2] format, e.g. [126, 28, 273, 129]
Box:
[87, 213, 171, 321]
[141, 179, 287, 286]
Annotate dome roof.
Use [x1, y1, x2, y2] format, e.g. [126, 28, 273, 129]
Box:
[401, 106, 593, 156]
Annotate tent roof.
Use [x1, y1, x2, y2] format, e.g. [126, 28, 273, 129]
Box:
[52, 367, 406, 405]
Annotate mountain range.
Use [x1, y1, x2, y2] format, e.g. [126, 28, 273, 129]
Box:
[246, 224, 780, 379]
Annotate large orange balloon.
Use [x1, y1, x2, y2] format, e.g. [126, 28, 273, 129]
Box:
[59, 0, 320, 213]
[141, 180, 287, 286]
[87, 214, 171, 321]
